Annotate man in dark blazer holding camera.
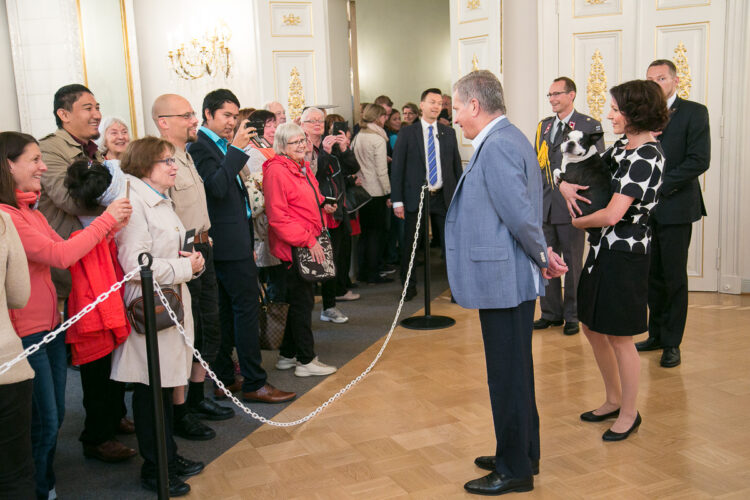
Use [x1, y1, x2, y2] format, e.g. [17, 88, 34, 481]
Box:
[391, 88, 463, 301]
[189, 89, 295, 403]
[637, 60, 711, 368]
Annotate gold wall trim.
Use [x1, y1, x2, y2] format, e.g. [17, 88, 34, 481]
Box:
[586, 49, 607, 121]
[288, 67, 305, 120]
[467, 0, 481, 9]
[458, 34, 489, 78]
[573, 0, 623, 18]
[74, 0, 88, 86]
[655, 0, 710, 11]
[271, 50, 317, 105]
[655, 21, 710, 103]
[571, 29, 622, 84]
[458, 0, 488, 24]
[119, 0, 138, 137]
[673, 41, 692, 99]
[270, 1, 314, 37]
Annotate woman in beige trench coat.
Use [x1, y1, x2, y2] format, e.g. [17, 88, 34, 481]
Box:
[112, 136, 206, 496]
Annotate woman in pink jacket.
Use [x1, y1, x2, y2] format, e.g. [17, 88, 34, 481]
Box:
[263, 123, 338, 378]
[0, 131, 131, 500]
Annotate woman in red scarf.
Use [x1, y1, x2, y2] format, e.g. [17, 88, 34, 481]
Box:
[0, 131, 131, 499]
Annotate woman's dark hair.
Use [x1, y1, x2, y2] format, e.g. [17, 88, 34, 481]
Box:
[0, 131, 38, 208]
[609, 80, 669, 134]
[65, 159, 112, 210]
[249, 109, 276, 125]
[120, 136, 176, 179]
[234, 107, 255, 135]
[325, 113, 345, 134]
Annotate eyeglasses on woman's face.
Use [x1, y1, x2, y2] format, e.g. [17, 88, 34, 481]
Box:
[155, 157, 177, 166]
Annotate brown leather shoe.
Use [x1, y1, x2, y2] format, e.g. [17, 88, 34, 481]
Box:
[117, 417, 135, 434]
[242, 383, 296, 404]
[213, 379, 243, 400]
[83, 439, 137, 463]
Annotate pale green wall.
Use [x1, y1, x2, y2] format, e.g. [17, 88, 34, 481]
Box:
[356, 0, 450, 110]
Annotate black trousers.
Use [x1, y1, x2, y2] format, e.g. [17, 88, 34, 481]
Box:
[186, 241, 221, 364]
[540, 222, 585, 323]
[647, 222, 692, 348]
[478, 300, 539, 479]
[280, 263, 316, 364]
[213, 257, 266, 392]
[0, 379, 35, 500]
[322, 224, 351, 309]
[78, 353, 126, 445]
[401, 192, 446, 292]
[358, 195, 388, 282]
[132, 384, 176, 479]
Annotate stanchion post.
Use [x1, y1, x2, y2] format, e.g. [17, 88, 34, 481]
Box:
[400, 185, 456, 330]
[138, 253, 169, 500]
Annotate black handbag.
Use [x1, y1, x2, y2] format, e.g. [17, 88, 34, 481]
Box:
[292, 167, 336, 282]
[258, 281, 288, 350]
[127, 287, 184, 334]
[344, 183, 371, 214]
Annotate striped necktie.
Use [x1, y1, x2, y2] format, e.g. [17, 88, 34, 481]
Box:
[427, 125, 437, 187]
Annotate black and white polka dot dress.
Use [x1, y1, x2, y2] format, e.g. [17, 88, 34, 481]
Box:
[577, 138, 664, 335]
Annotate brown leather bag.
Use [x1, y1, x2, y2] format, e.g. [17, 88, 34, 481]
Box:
[127, 287, 184, 334]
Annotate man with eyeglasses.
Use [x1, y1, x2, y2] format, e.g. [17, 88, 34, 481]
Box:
[189, 89, 296, 405]
[533, 77, 603, 336]
[152, 94, 235, 443]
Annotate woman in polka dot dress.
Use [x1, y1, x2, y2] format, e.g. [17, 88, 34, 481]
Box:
[560, 80, 669, 442]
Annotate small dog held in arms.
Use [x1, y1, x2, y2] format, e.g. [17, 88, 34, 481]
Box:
[553, 129, 612, 218]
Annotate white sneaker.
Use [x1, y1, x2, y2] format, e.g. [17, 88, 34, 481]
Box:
[320, 307, 349, 323]
[275, 355, 297, 370]
[294, 357, 337, 377]
[335, 290, 361, 301]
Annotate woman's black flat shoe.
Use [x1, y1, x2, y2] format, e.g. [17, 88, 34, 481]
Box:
[602, 412, 641, 441]
[580, 408, 620, 422]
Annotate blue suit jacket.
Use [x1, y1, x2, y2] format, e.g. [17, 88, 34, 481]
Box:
[445, 118, 548, 310]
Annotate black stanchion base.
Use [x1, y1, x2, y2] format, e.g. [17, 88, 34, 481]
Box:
[400, 315, 456, 330]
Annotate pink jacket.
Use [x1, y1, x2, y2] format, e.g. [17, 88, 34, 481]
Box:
[0, 190, 116, 338]
[263, 155, 324, 263]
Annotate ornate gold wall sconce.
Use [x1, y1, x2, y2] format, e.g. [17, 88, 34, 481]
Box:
[167, 21, 232, 80]
[586, 49, 607, 122]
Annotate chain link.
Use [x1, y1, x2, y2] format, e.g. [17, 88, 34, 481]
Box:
[0, 267, 140, 376]
[158, 186, 429, 427]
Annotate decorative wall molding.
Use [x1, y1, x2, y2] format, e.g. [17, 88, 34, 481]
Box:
[586, 49, 607, 121]
[6, 0, 85, 137]
[270, 2, 313, 37]
[656, 22, 708, 103]
[673, 41, 693, 99]
[458, 34, 488, 76]
[574, 0, 622, 18]
[271, 50, 316, 117]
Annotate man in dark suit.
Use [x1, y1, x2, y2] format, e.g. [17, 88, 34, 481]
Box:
[533, 77, 604, 336]
[391, 88, 463, 301]
[189, 89, 295, 403]
[637, 60, 710, 368]
[446, 70, 567, 496]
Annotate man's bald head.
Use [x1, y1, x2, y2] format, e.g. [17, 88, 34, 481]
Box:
[152, 94, 198, 146]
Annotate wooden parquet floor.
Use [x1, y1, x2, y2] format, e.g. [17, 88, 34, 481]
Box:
[188, 292, 750, 499]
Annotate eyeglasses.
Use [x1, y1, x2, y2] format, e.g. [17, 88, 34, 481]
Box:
[303, 119, 325, 124]
[287, 139, 306, 147]
[155, 157, 177, 166]
[158, 112, 196, 120]
[546, 91, 571, 98]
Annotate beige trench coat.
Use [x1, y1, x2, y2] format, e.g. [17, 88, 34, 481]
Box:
[111, 175, 195, 387]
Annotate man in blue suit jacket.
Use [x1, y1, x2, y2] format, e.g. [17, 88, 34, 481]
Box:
[446, 71, 567, 496]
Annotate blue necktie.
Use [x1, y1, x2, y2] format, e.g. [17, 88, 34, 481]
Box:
[427, 125, 438, 187]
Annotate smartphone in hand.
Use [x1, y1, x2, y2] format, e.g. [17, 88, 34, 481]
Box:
[182, 229, 196, 253]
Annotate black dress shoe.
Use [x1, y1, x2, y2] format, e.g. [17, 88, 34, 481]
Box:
[189, 397, 235, 421]
[580, 408, 620, 422]
[660, 347, 681, 367]
[174, 454, 204, 477]
[141, 475, 190, 497]
[635, 337, 662, 351]
[367, 275, 394, 284]
[174, 412, 216, 441]
[474, 456, 539, 475]
[533, 318, 563, 330]
[563, 321, 580, 335]
[602, 412, 642, 442]
[464, 471, 533, 495]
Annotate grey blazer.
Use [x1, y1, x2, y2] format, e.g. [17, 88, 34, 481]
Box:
[445, 118, 548, 310]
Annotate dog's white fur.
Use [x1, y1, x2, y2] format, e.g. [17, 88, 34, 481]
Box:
[553, 130, 600, 185]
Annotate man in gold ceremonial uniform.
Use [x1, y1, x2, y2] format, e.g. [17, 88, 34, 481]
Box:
[533, 77, 604, 336]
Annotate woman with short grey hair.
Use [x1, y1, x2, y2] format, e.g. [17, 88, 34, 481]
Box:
[96, 117, 130, 161]
[273, 122, 306, 155]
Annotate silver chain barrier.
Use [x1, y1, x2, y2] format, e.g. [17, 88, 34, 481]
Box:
[157, 185, 429, 427]
[0, 267, 140, 376]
